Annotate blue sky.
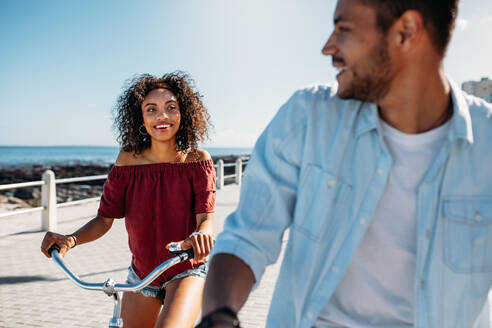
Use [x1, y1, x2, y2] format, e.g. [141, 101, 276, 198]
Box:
[1, 0, 491, 147]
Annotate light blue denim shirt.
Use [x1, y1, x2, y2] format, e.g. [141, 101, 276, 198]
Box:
[212, 80, 492, 328]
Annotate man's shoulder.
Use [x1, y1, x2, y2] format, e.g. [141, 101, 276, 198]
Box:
[283, 82, 362, 116]
[284, 83, 363, 125]
[462, 91, 492, 118]
[291, 82, 338, 102]
[454, 89, 492, 159]
[460, 91, 492, 136]
[266, 82, 363, 145]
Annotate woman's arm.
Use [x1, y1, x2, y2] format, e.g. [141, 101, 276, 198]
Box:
[165, 212, 215, 262]
[40, 215, 114, 258]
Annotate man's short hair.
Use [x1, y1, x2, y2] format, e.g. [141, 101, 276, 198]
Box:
[361, 0, 459, 55]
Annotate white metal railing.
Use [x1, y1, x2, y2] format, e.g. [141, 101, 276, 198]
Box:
[0, 180, 45, 190]
[0, 157, 249, 231]
[214, 157, 248, 190]
[0, 171, 108, 231]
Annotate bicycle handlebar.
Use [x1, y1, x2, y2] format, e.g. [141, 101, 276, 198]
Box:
[49, 245, 195, 295]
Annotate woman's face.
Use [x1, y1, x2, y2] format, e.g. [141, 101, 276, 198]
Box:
[141, 88, 181, 144]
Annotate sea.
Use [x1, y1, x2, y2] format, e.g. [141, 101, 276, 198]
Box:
[0, 146, 253, 167]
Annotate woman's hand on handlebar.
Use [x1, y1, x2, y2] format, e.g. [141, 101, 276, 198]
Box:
[41, 232, 76, 258]
[166, 232, 214, 262]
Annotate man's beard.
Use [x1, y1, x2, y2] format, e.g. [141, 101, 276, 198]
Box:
[337, 37, 394, 103]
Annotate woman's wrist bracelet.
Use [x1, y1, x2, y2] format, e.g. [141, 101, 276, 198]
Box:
[68, 234, 77, 248]
[195, 306, 241, 328]
[189, 231, 205, 238]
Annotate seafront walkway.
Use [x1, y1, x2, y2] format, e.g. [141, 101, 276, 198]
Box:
[1, 184, 491, 327]
[0, 184, 286, 328]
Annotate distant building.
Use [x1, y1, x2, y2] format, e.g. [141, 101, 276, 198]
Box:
[462, 77, 492, 102]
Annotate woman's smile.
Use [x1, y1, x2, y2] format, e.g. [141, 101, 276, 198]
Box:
[153, 122, 173, 132]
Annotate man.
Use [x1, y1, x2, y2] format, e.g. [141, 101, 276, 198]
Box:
[199, 0, 492, 327]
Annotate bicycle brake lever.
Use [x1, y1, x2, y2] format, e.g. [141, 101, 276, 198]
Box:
[168, 243, 183, 255]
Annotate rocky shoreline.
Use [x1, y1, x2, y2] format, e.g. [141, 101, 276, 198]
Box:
[0, 155, 249, 212]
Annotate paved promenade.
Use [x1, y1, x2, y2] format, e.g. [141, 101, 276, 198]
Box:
[1, 185, 490, 327]
[0, 185, 286, 328]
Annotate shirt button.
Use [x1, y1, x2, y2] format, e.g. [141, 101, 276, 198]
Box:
[307, 311, 314, 319]
[377, 168, 384, 176]
[360, 217, 367, 225]
[332, 266, 340, 273]
[420, 280, 425, 289]
[474, 212, 482, 222]
[327, 179, 336, 188]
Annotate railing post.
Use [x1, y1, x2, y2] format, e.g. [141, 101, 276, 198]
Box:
[217, 159, 224, 190]
[42, 170, 57, 231]
[235, 158, 242, 185]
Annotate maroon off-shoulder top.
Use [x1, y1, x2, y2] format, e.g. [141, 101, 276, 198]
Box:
[97, 159, 216, 286]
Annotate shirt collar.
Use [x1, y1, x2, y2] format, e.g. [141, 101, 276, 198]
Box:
[354, 101, 379, 138]
[353, 79, 474, 145]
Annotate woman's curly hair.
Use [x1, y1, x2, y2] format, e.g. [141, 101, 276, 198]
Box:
[113, 71, 212, 154]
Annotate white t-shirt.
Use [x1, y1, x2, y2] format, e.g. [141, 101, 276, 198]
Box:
[315, 118, 450, 328]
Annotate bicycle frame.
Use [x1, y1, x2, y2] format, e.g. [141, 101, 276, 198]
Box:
[50, 247, 194, 328]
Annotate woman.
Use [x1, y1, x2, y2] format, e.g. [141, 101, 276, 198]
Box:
[41, 72, 215, 328]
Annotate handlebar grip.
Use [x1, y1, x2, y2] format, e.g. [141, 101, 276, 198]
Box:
[183, 247, 194, 260]
[49, 244, 60, 254]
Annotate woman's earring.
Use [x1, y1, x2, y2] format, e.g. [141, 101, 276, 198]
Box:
[139, 125, 149, 141]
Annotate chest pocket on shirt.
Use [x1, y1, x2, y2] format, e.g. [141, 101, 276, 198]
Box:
[293, 164, 353, 242]
[443, 197, 492, 273]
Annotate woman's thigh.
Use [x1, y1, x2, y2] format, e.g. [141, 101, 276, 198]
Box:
[121, 291, 162, 328]
[155, 276, 205, 328]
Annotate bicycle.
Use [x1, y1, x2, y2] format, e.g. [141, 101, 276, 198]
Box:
[49, 245, 194, 328]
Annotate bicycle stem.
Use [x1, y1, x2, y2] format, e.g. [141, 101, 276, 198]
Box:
[109, 292, 124, 328]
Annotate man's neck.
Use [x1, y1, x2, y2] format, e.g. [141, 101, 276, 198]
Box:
[377, 64, 452, 134]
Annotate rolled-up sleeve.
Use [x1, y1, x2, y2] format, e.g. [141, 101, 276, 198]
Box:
[211, 91, 307, 287]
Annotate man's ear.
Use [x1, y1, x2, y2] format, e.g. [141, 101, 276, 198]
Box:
[389, 10, 424, 52]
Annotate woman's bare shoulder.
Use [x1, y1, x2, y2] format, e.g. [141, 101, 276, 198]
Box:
[115, 150, 144, 166]
[184, 148, 212, 162]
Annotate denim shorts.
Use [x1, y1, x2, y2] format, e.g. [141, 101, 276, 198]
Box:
[126, 262, 208, 302]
